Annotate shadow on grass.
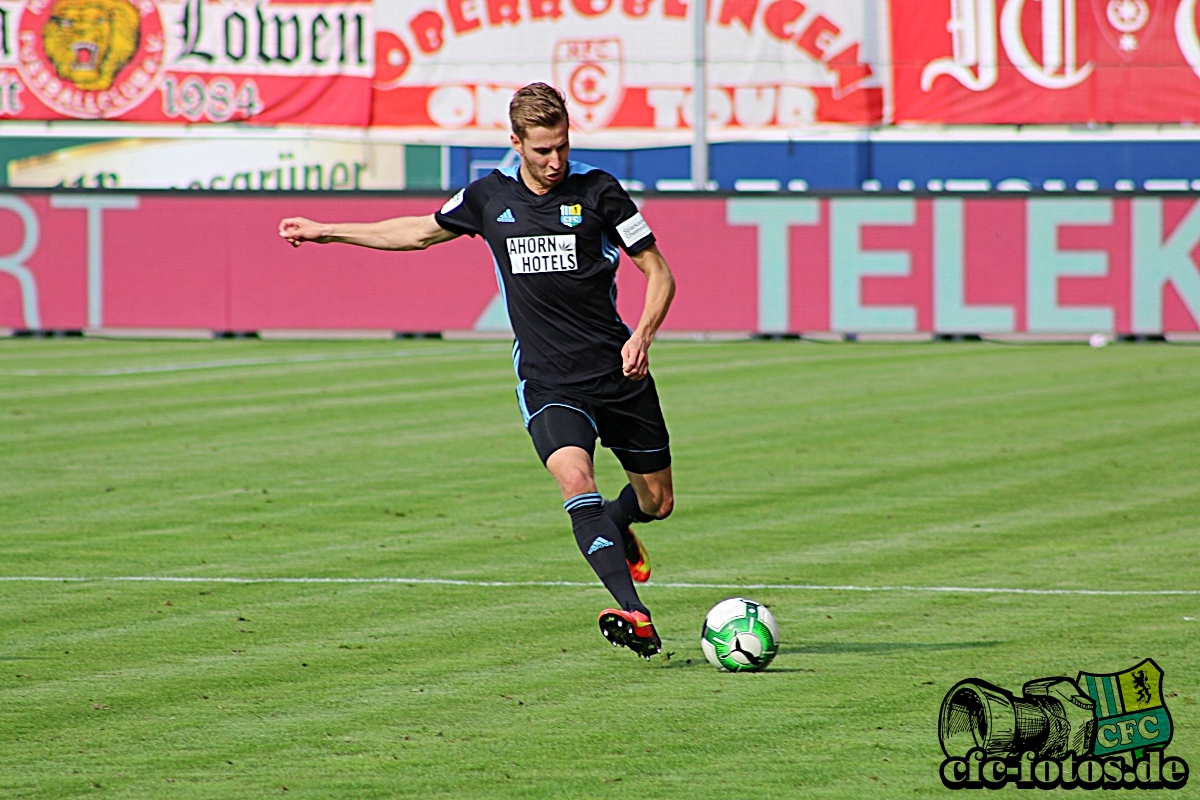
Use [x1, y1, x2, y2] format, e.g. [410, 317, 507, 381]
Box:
[653, 641, 1001, 669]
[657, 656, 710, 670]
[779, 640, 1003, 655]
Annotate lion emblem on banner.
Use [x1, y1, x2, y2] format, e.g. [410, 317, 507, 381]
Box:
[43, 0, 141, 91]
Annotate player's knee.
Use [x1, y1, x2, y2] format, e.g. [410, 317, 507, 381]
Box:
[559, 469, 596, 499]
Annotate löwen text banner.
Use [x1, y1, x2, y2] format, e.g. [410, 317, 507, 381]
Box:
[0, 0, 373, 124]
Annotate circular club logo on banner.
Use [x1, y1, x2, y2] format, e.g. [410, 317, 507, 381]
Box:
[16, 0, 166, 119]
[552, 38, 623, 133]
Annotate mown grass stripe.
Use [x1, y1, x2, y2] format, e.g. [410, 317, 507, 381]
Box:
[0, 344, 509, 376]
[2, 575, 1198, 595]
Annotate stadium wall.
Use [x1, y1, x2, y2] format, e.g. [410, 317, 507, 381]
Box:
[1, 191, 1198, 336]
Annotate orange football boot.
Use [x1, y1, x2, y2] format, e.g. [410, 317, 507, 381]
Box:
[598, 608, 661, 659]
[624, 528, 651, 583]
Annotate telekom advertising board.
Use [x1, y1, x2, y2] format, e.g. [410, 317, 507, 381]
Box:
[1, 193, 1198, 334]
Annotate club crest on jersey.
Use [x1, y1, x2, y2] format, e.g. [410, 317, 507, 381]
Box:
[560, 204, 583, 228]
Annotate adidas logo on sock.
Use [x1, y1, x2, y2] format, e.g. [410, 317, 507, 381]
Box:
[587, 536, 614, 555]
[496, 208, 515, 223]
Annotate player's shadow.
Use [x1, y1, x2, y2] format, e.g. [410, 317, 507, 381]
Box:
[654, 641, 1000, 669]
[778, 640, 1002, 655]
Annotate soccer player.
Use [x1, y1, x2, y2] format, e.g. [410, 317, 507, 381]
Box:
[278, 83, 676, 660]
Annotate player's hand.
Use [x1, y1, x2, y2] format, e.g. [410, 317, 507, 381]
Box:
[278, 217, 332, 247]
[622, 333, 651, 380]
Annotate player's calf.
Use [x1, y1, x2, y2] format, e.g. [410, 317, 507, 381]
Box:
[565, 492, 649, 617]
[604, 483, 667, 582]
[637, 483, 674, 520]
[607, 483, 662, 526]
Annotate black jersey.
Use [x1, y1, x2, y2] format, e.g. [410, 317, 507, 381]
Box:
[434, 161, 655, 385]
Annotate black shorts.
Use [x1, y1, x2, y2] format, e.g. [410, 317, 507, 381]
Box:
[518, 370, 671, 474]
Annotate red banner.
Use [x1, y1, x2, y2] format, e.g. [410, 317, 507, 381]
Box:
[11, 0, 1200, 130]
[370, 0, 883, 146]
[0, 0, 373, 125]
[2, 194, 1199, 335]
[892, 0, 1200, 124]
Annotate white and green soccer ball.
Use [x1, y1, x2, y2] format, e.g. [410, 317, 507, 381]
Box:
[700, 598, 779, 672]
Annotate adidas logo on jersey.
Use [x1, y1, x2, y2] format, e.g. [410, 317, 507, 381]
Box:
[587, 536, 614, 555]
[496, 209, 516, 223]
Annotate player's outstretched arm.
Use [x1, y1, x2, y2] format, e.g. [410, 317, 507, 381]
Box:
[623, 243, 676, 381]
[278, 214, 459, 251]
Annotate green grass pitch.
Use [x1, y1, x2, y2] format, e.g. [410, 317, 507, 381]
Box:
[2, 338, 1198, 799]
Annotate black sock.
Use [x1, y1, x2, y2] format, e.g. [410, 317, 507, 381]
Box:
[604, 484, 657, 563]
[565, 492, 648, 616]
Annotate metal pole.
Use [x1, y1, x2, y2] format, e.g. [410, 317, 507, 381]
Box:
[691, 0, 708, 191]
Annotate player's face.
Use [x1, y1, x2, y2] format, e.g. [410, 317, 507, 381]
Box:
[513, 122, 570, 193]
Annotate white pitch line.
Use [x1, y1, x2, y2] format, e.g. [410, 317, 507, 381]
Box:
[0, 576, 1197, 596]
[0, 345, 508, 377]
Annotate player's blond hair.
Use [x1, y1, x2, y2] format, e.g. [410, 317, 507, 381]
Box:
[509, 83, 569, 140]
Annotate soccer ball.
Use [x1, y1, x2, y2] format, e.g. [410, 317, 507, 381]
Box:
[700, 598, 779, 672]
